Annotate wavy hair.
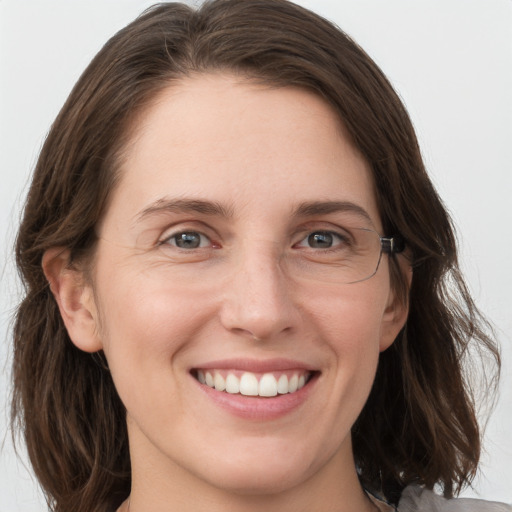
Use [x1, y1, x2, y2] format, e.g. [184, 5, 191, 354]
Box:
[12, 1, 499, 510]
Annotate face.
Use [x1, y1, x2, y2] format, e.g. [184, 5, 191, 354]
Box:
[71, 75, 406, 497]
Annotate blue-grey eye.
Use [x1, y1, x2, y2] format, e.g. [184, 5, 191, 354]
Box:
[168, 231, 209, 249]
[307, 231, 335, 248]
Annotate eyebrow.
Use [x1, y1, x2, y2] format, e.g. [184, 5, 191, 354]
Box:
[135, 198, 234, 222]
[135, 197, 372, 224]
[293, 200, 372, 223]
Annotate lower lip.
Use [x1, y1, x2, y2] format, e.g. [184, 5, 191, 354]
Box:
[194, 374, 319, 420]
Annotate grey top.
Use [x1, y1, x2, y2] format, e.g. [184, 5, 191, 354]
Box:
[368, 486, 512, 512]
[398, 486, 512, 512]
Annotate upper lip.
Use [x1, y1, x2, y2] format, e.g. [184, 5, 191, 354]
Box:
[191, 358, 318, 373]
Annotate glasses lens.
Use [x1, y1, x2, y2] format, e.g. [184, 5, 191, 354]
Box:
[289, 227, 383, 284]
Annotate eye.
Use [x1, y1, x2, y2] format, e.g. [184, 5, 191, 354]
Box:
[296, 231, 347, 249]
[163, 231, 211, 249]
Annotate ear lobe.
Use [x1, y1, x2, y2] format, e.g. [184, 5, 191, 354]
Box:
[42, 248, 103, 353]
[379, 263, 413, 352]
[379, 298, 409, 352]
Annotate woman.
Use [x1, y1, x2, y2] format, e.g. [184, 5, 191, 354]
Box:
[10, 1, 510, 511]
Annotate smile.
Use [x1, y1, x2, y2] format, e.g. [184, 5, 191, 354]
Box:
[194, 369, 313, 397]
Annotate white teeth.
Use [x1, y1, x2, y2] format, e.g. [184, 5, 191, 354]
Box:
[259, 373, 278, 397]
[277, 374, 289, 394]
[214, 372, 226, 391]
[240, 372, 259, 396]
[288, 374, 298, 393]
[197, 370, 311, 396]
[225, 373, 240, 394]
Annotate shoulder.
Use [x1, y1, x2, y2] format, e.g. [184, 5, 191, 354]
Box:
[398, 485, 512, 512]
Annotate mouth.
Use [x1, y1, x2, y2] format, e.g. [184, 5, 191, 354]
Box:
[192, 368, 316, 398]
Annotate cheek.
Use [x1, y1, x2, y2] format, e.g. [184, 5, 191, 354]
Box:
[327, 303, 382, 390]
[94, 266, 214, 396]
[305, 281, 388, 395]
[306, 279, 388, 348]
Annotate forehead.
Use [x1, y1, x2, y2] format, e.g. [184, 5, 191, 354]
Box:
[105, 73, 380, 230]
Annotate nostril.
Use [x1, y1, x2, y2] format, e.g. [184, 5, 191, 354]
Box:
[230, 328, 262, 342]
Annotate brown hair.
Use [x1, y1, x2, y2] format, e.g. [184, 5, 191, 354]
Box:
[12, 1, 500, 510]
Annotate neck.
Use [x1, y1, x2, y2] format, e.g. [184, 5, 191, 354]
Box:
[124, 431, 376, 512]
[121, 490, 379, 512]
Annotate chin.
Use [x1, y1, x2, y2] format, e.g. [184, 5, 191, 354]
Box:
[187, 437, 333, 496]
[204, 460, 312, 496]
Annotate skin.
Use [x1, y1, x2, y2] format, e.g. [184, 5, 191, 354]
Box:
[44, 74, 408, 512]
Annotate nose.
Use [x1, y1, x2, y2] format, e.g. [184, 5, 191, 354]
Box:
[219, 244, 299, 341]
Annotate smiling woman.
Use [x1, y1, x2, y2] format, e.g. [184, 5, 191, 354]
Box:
[59, 80, 408, 505]
[9, 1, 510, 512]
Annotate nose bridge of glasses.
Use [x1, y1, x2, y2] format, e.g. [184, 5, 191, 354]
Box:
[232, 236, 286, 284]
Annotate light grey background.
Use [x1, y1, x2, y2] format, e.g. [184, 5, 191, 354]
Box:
[1, 1, 511, 510]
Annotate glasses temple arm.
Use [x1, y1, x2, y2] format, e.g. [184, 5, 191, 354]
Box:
[381, 236, 405, 254]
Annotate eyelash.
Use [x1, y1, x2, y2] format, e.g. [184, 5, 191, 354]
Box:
[160, 230, 214, 250]
[159, 229, 351, 251]
[294, 230, 350, 250]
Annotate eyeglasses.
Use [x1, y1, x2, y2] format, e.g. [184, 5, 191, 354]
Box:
[292, 227, 405, 285]
[101, 225, 404, 286]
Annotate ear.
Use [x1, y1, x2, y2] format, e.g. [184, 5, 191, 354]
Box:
[42, 248, 103, 353]
[379, 260, 413, 352]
